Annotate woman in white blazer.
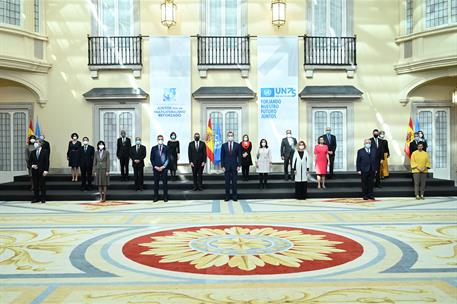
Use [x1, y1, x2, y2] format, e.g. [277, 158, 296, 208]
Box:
[256, 139, 272, 189]
[292, 140, 310, 200]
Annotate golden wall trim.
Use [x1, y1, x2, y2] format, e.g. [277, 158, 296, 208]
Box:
[394, 55, 457, 74]
[0, 25, 48, 41]
[0, 55, 52, 74]
[395, 25, 457, 44]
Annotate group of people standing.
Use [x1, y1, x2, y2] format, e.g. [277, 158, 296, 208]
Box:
[24, 126, 431, 203]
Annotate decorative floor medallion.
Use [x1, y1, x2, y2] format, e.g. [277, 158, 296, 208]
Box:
[122, 225, 364, 275]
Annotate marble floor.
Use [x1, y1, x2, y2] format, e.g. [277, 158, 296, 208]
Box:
[0, 197, 456, 304]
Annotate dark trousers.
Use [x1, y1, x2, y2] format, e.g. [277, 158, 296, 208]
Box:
[224, 169, 238, 200]
[153, 169, 168, 199]
[32, 172, 46, 201]
[283, 154, 293, 178]
[120, 157, 129, 179]
[192, 164, 204, 188]
[295, 182, 308, 199]
[80, 165, 93, 189]
[374, 161, 381, 185]
[133, 165, 144, 189]
[242, 165, 250, 180]
[328, 153, 335, 178]
[259, 173, 268, 185]
[361, 171, 375, 198]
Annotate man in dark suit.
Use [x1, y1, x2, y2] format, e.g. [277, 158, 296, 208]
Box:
[150, 135, 169, 202]
[28, 138, 49, 204]
[117, 130, 131, 181]
[280, 129, 297, 180]
[322, 126, 337, 179]
[370, 129, 384, 187]
[221, 131, 241, 201]
[130, 136, 146, 191]
[39, 134, 51, 156]
[188, 132, 207, 191]
[79, 137, 95, 191]
[356, 139, 378, 200]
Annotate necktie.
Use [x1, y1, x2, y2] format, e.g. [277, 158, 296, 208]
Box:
[84, 146, 87, 152]
[36, 149, 40, 159]
[159, 145, 162, 155]
[229, 142, 232, 154]
[196, 141, 199, 150]
[327, 134, 331, 143]
[136, 146, 139, 153]
[366, 148, 370, 154]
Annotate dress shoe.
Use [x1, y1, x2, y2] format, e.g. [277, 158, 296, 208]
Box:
[232, 198, 238, 202]
[41, 200, 46, 204]
[31, 200, 39, 203]
[153, 197, 159, 202]
[363, 197, 369, 200]
[164, 197, 168, 202]
[369, 196, 375, 200]
[224, 198, 230, 202]
[192, 187, 198, 191]
[420, 195, 425, 200]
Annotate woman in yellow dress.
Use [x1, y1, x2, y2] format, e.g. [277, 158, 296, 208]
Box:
[379, 130, 390, 179]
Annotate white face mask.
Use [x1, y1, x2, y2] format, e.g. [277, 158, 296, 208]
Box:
[243, 137, 248, 141]
[286, 134, 291, 138]
[136, 141, 141, 145]
[34, 143, 40, 149]
[261, 142, 266, 147]
[227, 136, 234, 142]
[30, 138, 36, 144]
[83, 141, 89, 145]
[72, 137, 77, 140]
[379, 134, 385, 139]
[158, 140, 164, 145]
[98, 145, 104, 150]
[365, 143, 371, 149]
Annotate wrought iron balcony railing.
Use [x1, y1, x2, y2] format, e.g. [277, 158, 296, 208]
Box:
[197, 36, 250, 66]
[88, 36, 143, 66]
[304, 35, 356, 66]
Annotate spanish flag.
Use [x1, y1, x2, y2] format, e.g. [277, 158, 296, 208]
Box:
[206, 118, 214, 163]
[27, 119, 34, 139]
[404, 117, 415, 158]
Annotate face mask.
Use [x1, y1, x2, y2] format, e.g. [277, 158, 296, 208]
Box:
[261, 142, 266, 147]
[243, 137, 248, 141]
[83, 141, 89, 145]
[286, 134, 291, 138]
[34, 143, 40, 149]
[98, 145, 104, 150]
[414, 136, 419, 141]
[158, 140, 164, 145]
[373, 133, 379, 138]
[365, 143, 371, 149]
[299, 145, 305, 150]
[326, 131, 331, 134]
[136, 140, 141, 145]
[121, 134, 126, 138]
[228, 136, 234, 142]
[171, 136, 176, 140]
[39, 136, 44, 140]
[30, 138, 36, 144]
[379, 134, 385, 139]
[194, 136, 200, 141]
[72, 137, 77, 140]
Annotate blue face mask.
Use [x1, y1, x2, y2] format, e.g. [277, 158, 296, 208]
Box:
[136, 141, 141, 145]
[326, 131, 331, 134]
[365, 143, 371, 149]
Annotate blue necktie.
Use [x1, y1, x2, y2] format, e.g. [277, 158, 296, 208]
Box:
[327, 134, 331, 143]
[36, 149, 40, 159]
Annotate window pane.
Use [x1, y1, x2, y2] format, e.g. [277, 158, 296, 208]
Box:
[418, 111, 433, 165]
[330, 0, 343, 36]
[13, 112, 26, 171]
[34, 0, 40, 32]
[425, 0, 448, 28]
[314, 111, 327, 142]
[208, 0, 222, 35]
[118, 0, 132, 35]
[0, 0, 21, 26]
[313, 0, 327, 36]
[435, 111, 447, 168]
[451, 0, 457, 22]
[405, 0, 413, 34]
[0, 113, 11, 171]
[225, 111, 239, 141]
[330, 111, 343, 170]
[225, 0, 238, 36]
[119, 112, 133, 138]
[101, 0, 116, 35]
[103, 112, 117, 171]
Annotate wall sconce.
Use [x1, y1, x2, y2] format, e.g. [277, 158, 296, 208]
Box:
[161, 0, 176, 28]
[452, 89, 457, 104]
[271, 0, 286, 28]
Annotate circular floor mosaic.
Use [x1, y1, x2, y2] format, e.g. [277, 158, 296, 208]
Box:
[122, 225, 364, 275]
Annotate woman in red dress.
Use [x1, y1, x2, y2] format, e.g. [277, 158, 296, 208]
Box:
[314, 136, 329, 189]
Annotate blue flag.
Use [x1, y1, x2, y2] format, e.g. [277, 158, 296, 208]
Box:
[415, 117, 421, 132]
[35, 119, 41, 138]
[214, 123, 222, 165]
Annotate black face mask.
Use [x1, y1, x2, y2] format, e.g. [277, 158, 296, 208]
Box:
[373, 134, 379, 138]
[194, 136, 200, 141]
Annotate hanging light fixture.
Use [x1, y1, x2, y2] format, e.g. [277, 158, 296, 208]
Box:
[271, 0, 286, 28]
[161, 0, 177, 28]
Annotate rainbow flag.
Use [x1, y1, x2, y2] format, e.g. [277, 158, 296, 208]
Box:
[206, 118, 214, 164]
[404, 117, 415, 158]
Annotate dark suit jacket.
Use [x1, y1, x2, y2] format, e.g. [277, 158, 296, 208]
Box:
[221, 142, 241, 172]
[280, 137, 297, 158]
[41, 140, 51, 155]
[79, 145, 95, 168]
[117, 137, 131, 159]
[356, 147, 378, 173]
[130, 145, 147, 167]
[188, 140, 207, 164]
[150, 145, 169, 170]
[370, 137, 384, 161]
[28, 148, 50, 175]
[322, 134, 337, 153]
[409, 140, 427, 155]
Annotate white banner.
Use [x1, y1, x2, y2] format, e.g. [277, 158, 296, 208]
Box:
[150, 36, 191, 163]
[257, 36, 299, 162]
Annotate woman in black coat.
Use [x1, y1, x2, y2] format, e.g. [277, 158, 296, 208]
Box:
[67, 132, 81, 182]
[167, 132, 180, 180]
[240, 134, 253, 181]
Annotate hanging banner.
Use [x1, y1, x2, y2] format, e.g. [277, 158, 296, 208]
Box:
[257, 36, 299, 162]
[150, 36, 191, 163]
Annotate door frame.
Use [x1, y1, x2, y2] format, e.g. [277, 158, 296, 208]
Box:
[306, 102, 355, 171]
[413, 101, 453, 180]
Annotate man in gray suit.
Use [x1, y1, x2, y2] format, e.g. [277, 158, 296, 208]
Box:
[280, 129, 297, 180]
